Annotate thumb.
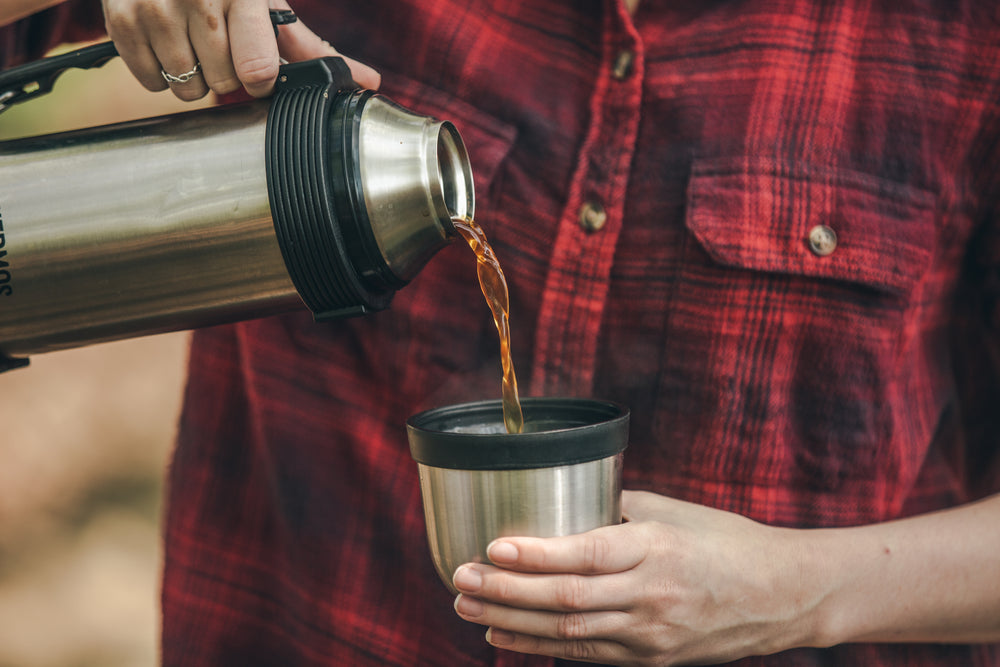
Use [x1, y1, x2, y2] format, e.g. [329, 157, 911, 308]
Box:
[275, 13, 381, 89]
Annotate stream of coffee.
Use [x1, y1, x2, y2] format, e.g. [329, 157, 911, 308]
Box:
[452, 217, 524, 434]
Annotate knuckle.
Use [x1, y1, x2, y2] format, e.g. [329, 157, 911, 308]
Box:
[103, 10, 133, 36]
[101, 0, 132, 22]
[555, 612, 589, 641]
[563, 639, 600, 662]
[136, 0, 174, 26]
[582, 532, 614, 571]
[555, 575, 589, 611]
[175, 0, 200, 10]
[206, 76, 241, 95]
[494, 572, 516, 600]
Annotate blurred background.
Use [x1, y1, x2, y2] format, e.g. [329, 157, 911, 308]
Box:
[0, 44, 215, 667]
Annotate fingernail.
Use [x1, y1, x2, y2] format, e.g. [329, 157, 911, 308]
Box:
[487, 540, 518, 564]
[452, 565, 482, 592]
[454, 594, 485, 618]
[486, 628, 515, 646]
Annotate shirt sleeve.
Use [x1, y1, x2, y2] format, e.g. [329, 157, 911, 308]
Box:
[953, 79, 1000, 498]
[1, 0, 106, 70]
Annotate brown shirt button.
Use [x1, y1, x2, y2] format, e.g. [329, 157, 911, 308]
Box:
[612, 50, 635, 80]
[579, 201, 608, 232]
[808, 224, 837, 256]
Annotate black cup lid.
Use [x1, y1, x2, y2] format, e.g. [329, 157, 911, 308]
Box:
[406, 397, 629, 470]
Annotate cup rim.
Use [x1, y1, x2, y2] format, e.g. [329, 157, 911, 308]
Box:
[406, 397, 629, 470]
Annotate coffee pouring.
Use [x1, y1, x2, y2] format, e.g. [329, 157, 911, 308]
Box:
[0, 16, 474, 372]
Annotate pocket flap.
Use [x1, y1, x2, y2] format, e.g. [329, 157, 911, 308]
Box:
[686, 157, 937, 294]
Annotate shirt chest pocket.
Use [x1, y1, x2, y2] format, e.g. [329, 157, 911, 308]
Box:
[686, 157, 937, 295]
[663, 157, 941, 494]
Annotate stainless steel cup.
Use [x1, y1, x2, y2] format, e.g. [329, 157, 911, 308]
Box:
[406, 397, 629, 594]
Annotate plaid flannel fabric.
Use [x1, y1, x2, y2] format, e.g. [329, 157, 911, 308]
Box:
[6, 1, 998, 664]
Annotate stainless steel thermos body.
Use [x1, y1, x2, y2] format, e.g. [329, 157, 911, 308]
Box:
[0, 57, 474, 368]
[0, 102, 292, 357]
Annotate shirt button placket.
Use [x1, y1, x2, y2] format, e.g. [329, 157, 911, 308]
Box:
[530, 11, 643, 397]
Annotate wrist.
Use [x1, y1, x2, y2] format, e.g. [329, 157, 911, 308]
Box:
[763, 526, 850, 652]
[794, 496, 1000, 645]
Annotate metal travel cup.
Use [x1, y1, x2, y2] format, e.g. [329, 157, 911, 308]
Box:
[406, 397, 629, 594]
[0, 46, 473, 371]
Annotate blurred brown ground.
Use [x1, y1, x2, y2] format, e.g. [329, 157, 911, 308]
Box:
[0, 46, 215, 667]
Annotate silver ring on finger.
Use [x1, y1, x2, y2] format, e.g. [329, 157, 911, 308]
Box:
[161, 63, 202, 84]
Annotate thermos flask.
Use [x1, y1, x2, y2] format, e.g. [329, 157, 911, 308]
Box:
[0, 35, 473, 371]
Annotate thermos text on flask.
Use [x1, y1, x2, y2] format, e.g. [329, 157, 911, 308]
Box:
[0, 203, 10, 297]
[0, 54, 474, 372]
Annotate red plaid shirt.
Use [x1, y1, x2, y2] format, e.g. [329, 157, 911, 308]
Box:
[7, 1, 1000, 665]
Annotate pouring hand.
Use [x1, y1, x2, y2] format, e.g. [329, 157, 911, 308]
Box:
[101, 0, 380, 100]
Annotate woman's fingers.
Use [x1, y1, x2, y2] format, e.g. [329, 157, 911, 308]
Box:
[454, 564, 637, 613]
[103, 0, 381, 100]
[150, 30, 209, 100]
[188, 4, 240, 95]
[102, 0, 167, 91]
[225, 0, 280, 96]
[114, 38, 170, 92]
